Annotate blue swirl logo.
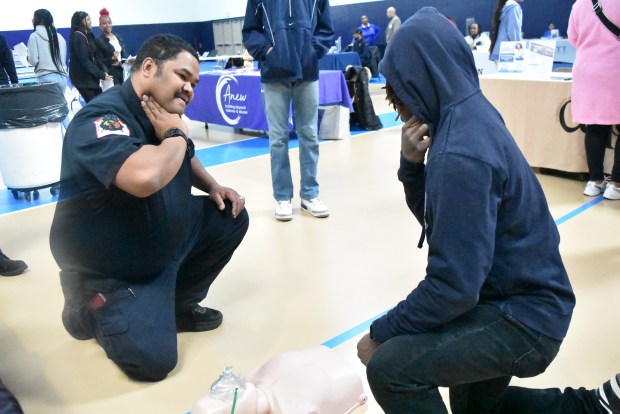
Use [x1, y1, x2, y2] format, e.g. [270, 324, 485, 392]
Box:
[215, 74, 247, 125]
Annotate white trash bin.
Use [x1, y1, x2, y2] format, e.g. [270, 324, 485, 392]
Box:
[0, 82, 67, 201]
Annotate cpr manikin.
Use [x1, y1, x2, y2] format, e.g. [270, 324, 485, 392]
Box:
[192, 346, 368, 414]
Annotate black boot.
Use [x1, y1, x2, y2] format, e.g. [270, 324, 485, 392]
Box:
[0, 250, 28, 277]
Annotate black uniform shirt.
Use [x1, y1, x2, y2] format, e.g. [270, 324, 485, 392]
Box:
[50, 80, 195, 281]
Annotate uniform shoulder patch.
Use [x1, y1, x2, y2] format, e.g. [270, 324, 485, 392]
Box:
[94, 115, 131, 138]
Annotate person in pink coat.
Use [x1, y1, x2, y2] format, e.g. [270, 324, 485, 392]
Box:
[568, 0, 620, 200]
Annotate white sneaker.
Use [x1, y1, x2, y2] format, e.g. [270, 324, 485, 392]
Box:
[603, 183, 620, 200]
[584, 180, 607, 196]
[301, 198, 329, 218]
[275, 200, 293, 221]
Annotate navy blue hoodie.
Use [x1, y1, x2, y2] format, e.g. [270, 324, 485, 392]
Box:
[370, 8, 575, 343]
[242, 0, 334, 83]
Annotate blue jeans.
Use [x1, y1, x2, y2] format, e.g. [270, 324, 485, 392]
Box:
[38, 72, 70, 129]
[366, 304, 583, 413]
[37, 72, 68, 97]
[59, 198, 249, 381]
[262, 80, 320, 201]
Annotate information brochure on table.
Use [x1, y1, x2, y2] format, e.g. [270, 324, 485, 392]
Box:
[498, 39, 556, 75]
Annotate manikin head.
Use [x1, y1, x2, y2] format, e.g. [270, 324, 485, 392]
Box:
[192, 346, 367, 414]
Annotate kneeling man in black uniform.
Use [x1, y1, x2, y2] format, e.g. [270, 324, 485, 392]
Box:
[49, 34, 249, 381]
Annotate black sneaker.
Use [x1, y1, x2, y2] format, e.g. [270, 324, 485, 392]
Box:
[0, 250, 28, 277]
[176, 305, 223, 332]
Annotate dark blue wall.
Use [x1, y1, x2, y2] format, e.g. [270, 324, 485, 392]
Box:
[330, 1, 572, 47]
[3, 1, 572, 61]
[2, 22, 212, 60]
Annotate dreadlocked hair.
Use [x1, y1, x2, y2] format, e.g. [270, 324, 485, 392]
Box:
[32, 9, 65, 74]
[384, 82, 403, 111]
[489, 0, 509, 54]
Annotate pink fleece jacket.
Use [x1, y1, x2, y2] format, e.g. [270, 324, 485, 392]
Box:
[568, 0, 620, 124]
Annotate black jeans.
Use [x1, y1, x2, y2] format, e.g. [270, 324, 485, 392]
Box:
[76, 86, 102, 103]
[366, 304, 581, 413]
[585, 124, 620, 182]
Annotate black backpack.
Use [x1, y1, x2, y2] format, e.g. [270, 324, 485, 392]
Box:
[345, 65, 382, 131]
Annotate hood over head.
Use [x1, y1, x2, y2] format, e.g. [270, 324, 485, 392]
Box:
[379, 7, 480, 130]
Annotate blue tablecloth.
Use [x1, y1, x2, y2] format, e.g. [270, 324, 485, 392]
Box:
[318, 52, 361, 71]
[185, 69, 352, 131]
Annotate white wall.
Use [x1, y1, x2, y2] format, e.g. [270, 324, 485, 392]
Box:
[202, 0, 381, 20]
[3, 0, 370, 31]
[200, 1, 247, 21]
[1, 0, 201, 31]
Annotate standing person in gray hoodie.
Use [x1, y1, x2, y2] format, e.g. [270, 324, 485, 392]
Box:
[27, 9, 68, 97]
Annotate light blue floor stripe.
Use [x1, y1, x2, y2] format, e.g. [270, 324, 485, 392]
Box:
[554, 195, 605, 225]
[322, 310, 388, 348]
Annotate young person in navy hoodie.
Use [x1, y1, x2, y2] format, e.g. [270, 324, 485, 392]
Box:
[356, 7, 619, 414]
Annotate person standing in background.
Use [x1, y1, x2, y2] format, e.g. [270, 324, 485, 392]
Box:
[242, 0, 334, 221]
[27, 9, 68, 99]
[95, 8, 127, 85]
[0, 33, 18, 85]
[69, 11, 112, 102]
[489, 0, 524, 61]
[568, 0, 620, 200]
[356, 15, 381, 47]
[385, 7, 401, 44]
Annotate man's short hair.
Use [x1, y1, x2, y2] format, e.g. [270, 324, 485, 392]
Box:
[131, 34, 199, 75]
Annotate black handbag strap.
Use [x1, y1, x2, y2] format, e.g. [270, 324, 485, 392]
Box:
[592, 0, 620, 40]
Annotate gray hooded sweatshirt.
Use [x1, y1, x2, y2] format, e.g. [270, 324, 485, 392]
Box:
[27, 25, 67, 77]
